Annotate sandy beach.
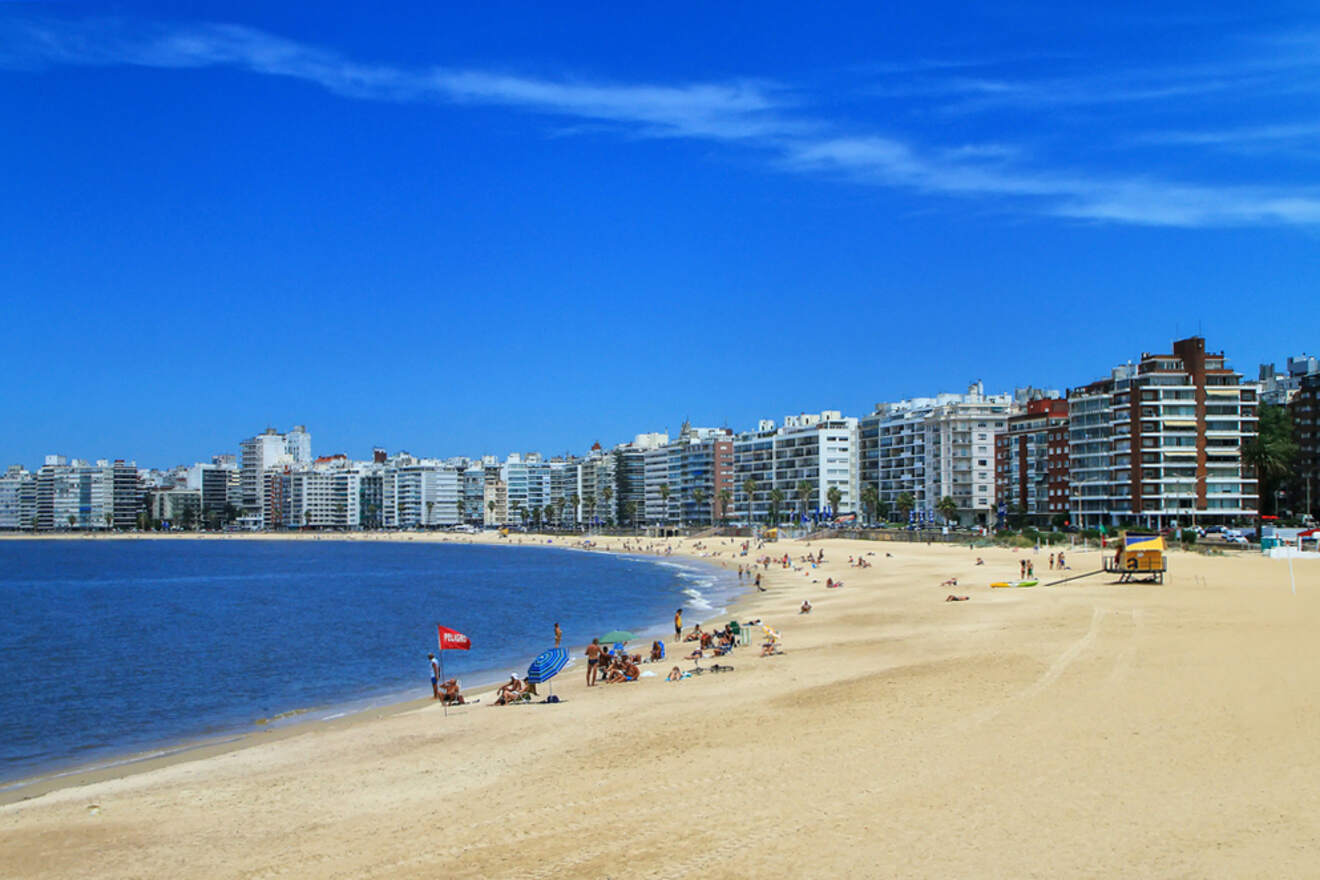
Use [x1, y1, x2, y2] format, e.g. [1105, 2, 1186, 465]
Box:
[2, 531, 1318, 878]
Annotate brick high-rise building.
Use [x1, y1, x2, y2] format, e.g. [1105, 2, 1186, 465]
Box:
[1068, 337, 1258, 530]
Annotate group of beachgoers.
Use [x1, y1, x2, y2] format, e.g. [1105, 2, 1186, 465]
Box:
[584, 638, 642, 686]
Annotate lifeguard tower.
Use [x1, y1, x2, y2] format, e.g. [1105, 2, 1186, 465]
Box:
[1103, 533, 1167, 583]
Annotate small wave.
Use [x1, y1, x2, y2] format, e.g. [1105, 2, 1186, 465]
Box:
[682, 587, 714, 611]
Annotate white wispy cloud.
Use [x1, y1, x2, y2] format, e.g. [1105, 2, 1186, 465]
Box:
[4, 16, 1320, 229]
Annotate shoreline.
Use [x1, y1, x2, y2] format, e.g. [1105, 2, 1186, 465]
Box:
[7, 536, 1316, 877]
[0, 531, 751, 805]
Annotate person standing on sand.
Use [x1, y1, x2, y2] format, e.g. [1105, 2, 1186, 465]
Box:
[554, 622, 562, 647]
[674, 608, 683, 639]
[755, 573, 764, 591]
[585, 638, 602, 687]
[428, 653, 441, 700]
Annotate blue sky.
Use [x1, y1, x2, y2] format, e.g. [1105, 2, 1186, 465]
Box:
[2, 2, 1318, 468]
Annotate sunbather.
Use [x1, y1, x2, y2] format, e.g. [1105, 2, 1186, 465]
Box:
[441, 678, 466, 705]
[760, 641, 780, 657]
[684, 624, 703, 643]
[686, 646, 703, 660]
[650, 640, 665, 662]
[667, 666, 683, 682]
[941, 577, 958, 586]
[800, 600, 812, 614]
[945, 594, 969, 602]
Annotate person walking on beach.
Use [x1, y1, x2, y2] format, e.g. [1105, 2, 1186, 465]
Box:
[755, 573, 764, 592]
[428, 653, 441, 700]
[586, 638, 602, 687]
[674, 608, 683, 640]
[554, 622, 562, 647]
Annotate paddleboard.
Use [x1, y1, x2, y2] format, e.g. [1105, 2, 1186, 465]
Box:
[990, 580, 1039, 588]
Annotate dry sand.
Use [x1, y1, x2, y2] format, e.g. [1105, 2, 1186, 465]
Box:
[2, 532, 1318, 878]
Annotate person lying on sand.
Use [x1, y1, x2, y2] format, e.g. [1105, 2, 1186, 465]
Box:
[686, 647, 704, 660]
[667, 666, 683, 682]
[941, 577, 958, 586]
[975, 557, 984, 565]
[760, 641, 781, 657]
[945, 595, 969, 602]
[800, 600, 812, 614]
[684, 625, 703, 643]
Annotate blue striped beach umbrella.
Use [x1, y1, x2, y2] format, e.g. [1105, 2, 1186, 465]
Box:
[526, 647, 570, 698]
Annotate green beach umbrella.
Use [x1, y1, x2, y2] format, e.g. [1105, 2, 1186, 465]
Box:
[598, 630, 635, 644]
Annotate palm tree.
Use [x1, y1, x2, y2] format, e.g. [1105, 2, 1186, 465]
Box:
[601, 485, 614, 526]
[510, 500, 522, 527]
[826, 486, 842, 522]
[692, 487, 707, 526]
[103, 511, 113, 531]
[896, 492, 915, 524]
[555, 496, 568, 528]
[742, 478, 757, 526]
[769, 488, 785, 526]
[936, 495, 959, 528]
[456, 497, 466, 523]
[569, 493, 580, 528]
[426, 500, 435, 528]
[717, 488, 732, 525]
[622, 500, 637, 529]
[659, 483, 671, 529]
[860, 485, 879, 525]
[1243, 404, 1298, 539]
[67, 513, 77, 530]
[583, 493, 596, 530]
[486, 499, 496, 524]
[796, 480, 812, 524]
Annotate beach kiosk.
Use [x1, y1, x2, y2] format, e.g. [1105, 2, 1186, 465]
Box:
[1103, 532, 1167, 583]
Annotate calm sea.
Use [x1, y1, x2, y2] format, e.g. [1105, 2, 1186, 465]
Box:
[0, 539, 739, 787]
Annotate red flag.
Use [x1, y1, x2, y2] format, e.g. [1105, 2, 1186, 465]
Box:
[436, 625, 471, 651]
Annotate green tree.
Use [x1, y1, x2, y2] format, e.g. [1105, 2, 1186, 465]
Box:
[103, 511, 113, 530]
[622, 500, 637, 528]
[67, 513, 77, 529]
[692, 487, 707, 525]
[601, 485, 614, 526]
[486, 499, 496, 523]
[895, 492, 915, 524]
[569, 494, 580, 527]
[456, 498, 466, 523]
[426, 500, 435, 527]
[936, 495, 959, 527]
[769, 488, 785, 525]
[826, 486, 842, 521]
[717, 488, 732, 525]
[659, 483, 671, 527]
[556, 496, 568, 527]
[742, 478, 757, 525]
[1243, 403, 1298, 538]
[795, 480, 812, 524]
[860, 485, 879, 524]
[583, 494, 596, 529]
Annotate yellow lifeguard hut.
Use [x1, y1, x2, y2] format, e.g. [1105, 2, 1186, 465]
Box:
[1104, 532, 1167, 583]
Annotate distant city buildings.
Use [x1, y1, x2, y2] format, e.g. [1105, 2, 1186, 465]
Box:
[6, 335, 1314, 532]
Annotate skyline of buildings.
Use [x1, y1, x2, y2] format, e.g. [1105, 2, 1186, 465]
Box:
[3, 336, 1317, 533]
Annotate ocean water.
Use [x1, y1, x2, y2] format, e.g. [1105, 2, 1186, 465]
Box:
[0, 539, 740, 787]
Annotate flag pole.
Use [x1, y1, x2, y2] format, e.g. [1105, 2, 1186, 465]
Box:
[437, 624, 447, 718]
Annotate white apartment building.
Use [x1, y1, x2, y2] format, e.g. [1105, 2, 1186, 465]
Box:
[380, 455, 461, 528]
[732, 412, 859, 525]
[0, 465, 34, 529]
[239, 426, 311, 525]
[501, 452, 552, 526]
[863, 384, 1014, 526]
[287, 458, 362, 529]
